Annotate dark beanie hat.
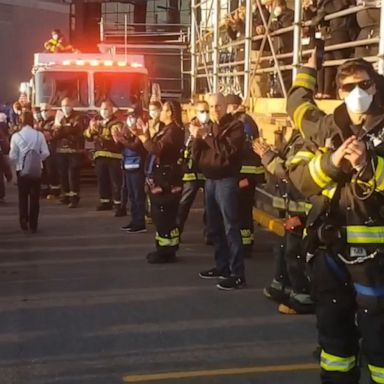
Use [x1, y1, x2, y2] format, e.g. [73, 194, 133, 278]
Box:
[225, 94, 242, 105]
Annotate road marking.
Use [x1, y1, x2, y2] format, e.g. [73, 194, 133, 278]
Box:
[122, 363, 319, 382]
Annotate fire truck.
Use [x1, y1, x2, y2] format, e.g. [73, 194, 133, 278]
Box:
[22, 52, 149, 112]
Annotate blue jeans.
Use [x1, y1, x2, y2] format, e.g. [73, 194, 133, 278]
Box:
[205, 177, 244, 277]
[122, 170, 146, 227]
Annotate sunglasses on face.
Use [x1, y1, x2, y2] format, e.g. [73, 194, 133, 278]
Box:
[340, 79, 374, 93]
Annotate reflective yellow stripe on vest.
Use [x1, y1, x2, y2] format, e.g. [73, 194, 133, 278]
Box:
[322, 184, 337, 200]
[293, 101, 317, 137]
[308, 154, 333, 188]
[240, 229, 254, 245]
[320, 350, 356, 373]
[183, 173, 197, 182]
[94, 150, 123, 160]
[155, 228, 180, 247]
[368, 364, 384, 384]
[240, 165, 264, 175]
[288, 150, 315, 165]
[374, 156, 384, 191]
[293, 72, 317, 91]
[346, 225, 384, 244]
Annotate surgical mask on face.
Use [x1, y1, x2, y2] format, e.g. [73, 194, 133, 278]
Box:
[62, 106, 72, 117]
[100, 110, 110, 120]
[126, 117, 137, 127]
[345, 86, 373, 114]
[149, 110, 160, 120]
[41, 111, 49, 121]
[274, 6, 282, 17]
[197, 112, 209, 124]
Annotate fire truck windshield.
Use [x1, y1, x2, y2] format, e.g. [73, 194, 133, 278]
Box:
[94, 72, 147, 108]
[35, 71, 88, 107]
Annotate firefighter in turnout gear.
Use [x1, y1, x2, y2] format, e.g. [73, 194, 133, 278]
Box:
[176, 100, 208, 240]
[287, 53, 384, 383]
[130, 101, 184, 264]
[53, 97, 85, 208]
[226, 94, 264, 257]
[253, 130, 314, 315]
[84, 100, 124, 216]
[38, 103, 60, 199]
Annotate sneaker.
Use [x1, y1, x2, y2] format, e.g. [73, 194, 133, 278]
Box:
[120, 223, 133, 231]
[263, 280, 291, 304]
[216, 276, 246, 291]
[126, 226, 147, 233]
[278, 295, 315, 315]
[199, 267, 230, 280]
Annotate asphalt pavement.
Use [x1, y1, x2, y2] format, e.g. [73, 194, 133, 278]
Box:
[0, 183, 323, 384]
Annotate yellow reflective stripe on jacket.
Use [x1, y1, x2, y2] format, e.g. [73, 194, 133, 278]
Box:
[183, 173, 197, 182]
[346, 225, 384, 244]
[308, 154, 333, 188]
[240, 165, 264, 175]
[94, 151, 122, 160]
[368, 364, 384, 384]
[197, 173, 206, 181]
[288, 150, 315, 165]
[374, 156, 384, 191]
[272, 197, 310, 213]
[320, 350, 356, 372]
[322, 184, 337, 200]
[293, 72, 317, 91]
[155, 228, 179, 247]
[84, 128, 93, 139]
[293, 102, 316, 136]
[241, 229, 254, 245]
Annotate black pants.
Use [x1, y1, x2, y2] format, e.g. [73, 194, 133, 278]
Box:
[57, 153, 82, 199]
[238, 176, 256, 255]
[95, 157, 122, 205]
[17, 175, 41, 231]
[309, 250, 384, 384]
[150, 191, 181, 256]
[177, 179, 206, 234]
[0, 168, 4, 200]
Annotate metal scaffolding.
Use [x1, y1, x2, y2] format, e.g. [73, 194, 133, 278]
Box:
[190, 0, 384, 100]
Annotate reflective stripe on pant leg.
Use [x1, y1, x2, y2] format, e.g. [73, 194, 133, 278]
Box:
[320, 350, 356, 373]
[240, 228, 253, 245]
[155, 228, 180, 247]
[369, 364, 384, 383]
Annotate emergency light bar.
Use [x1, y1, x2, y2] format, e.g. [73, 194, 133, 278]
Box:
[60, 59, 143, 67]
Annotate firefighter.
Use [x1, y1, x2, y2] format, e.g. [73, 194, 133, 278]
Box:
[287, 53, 384, 383]
[226, 94, 264, 257]
[53, 97, 85, 208]
[130, 101, 184, 264]
[38, 103, 60, 199]
[84, 100, 124, 215]
[176, 100, 208, 240]
[253, 131, 314, 315]
[44, 29, 63, 53]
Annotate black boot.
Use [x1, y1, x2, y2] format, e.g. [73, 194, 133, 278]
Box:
[68, 196, 79, 208]
[114, 205, 127, 217]
[96, 202, 113, 211]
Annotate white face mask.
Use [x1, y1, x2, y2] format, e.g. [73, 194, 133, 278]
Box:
[197, 112, 209, 124]
[149, 110, 160, 120]
[100, 110, 111, 120]
[126, 117, 137, 127]
[274, 6, 282, 17]
[41, 111, 49, 121]
[345, 86, 373, 114]
[62, 106, 72, 117]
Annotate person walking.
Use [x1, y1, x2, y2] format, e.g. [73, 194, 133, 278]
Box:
[9, 111, 49, 233]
